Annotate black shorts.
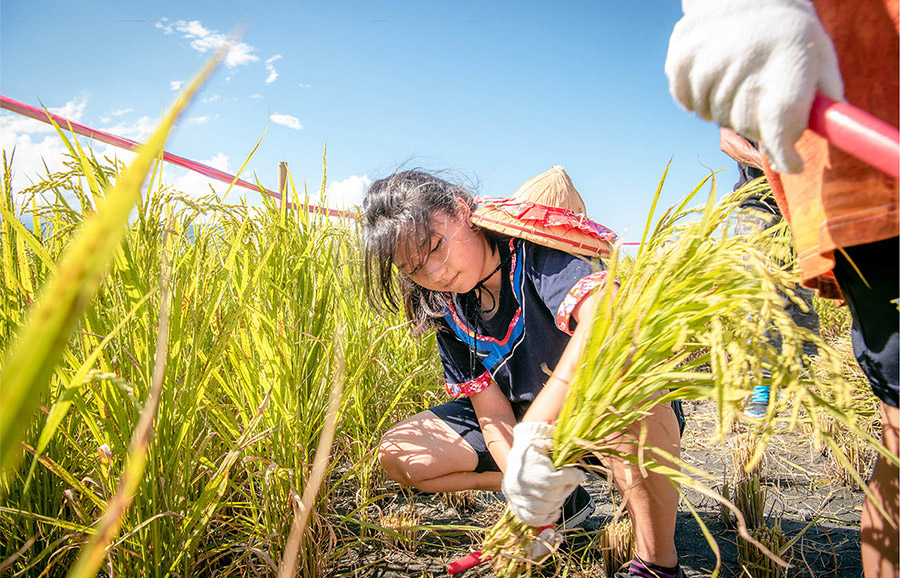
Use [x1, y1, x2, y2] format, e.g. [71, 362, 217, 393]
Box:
[832, 237, 899, 408]
[430, 397, 686, 473]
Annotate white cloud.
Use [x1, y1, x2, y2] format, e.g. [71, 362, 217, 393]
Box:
[52, 98, 87, 122]
[320, 175, 370, 210]
[0, 112, 55, 136]
[155, 18, 174, 34]
[203, 94, 220, 103]
[0, 130, 70, 193]
[265, 54, 282, 84]
[166, 152, 234, 197]
[160, 19, 259, 69]
[0, 95, 226, 206]
[170, 80, 184, 91]
[95, 145, 137, 170]
[101, 116, 155, 141]
[299, 83, 311, 88]
[101, 107, 133, 123]
[250, 94, 263, 100]
[0, 95, 93, 193]
[0, 95, 90, 136]
[189, 115, 209, 125]
[270, 113, 303, 131]
[0, 105, 138, 202]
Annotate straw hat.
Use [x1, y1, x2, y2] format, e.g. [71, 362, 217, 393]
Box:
[471, 166, 617, 257]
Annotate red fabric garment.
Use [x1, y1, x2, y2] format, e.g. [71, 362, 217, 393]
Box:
[762, 0, 899, 299]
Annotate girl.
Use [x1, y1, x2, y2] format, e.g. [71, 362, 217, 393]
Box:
[363, 170, 685, 578]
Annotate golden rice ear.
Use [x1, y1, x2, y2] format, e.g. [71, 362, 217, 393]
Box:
[511, 165, 587, 214]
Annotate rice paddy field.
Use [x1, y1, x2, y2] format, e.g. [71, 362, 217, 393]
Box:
[0, 74, 886, 577]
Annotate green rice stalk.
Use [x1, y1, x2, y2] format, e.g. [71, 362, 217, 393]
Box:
[66, 207, 175, 578]
[0, 111, 442, 575]
[0, 45, 223, 474]
[277, 326, 345, 577]
[733, 474, 765, 531]
[19, 291, 153, 502]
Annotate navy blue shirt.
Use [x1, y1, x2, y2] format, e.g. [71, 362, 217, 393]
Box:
[437, 238, 607, 403]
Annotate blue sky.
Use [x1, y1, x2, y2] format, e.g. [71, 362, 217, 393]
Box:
[0, 1, 737, 242]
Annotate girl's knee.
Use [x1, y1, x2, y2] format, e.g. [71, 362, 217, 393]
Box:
[378, 434, 426, 487]
[377, 435, 405, 480]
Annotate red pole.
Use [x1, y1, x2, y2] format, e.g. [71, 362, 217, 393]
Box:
[808, 92, 899, 179]
[0, 94, 355, 219]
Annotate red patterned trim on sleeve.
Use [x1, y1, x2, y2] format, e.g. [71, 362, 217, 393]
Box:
[445, 371, 492, 399]
[555, 271, 609, 335]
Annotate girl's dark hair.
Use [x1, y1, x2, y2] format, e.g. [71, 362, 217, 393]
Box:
[363, 170, 479, 334]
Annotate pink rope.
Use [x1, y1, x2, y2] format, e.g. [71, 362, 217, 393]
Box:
[0, 94, 355, 219]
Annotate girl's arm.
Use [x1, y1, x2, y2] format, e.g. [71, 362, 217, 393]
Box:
[470, 381, 517, 472]
[521, 287, 603, 424]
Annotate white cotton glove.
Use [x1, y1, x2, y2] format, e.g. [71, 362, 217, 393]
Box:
[665, 0, 844, 173]
[501, 422, 585, 527]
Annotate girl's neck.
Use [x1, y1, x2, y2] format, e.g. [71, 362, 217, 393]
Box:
[476, 242, 504, 317]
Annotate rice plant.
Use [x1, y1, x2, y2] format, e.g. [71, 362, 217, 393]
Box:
[0, 96, 441, 576]
[481, 170, 890, 577]
[807, 299, 882, 490]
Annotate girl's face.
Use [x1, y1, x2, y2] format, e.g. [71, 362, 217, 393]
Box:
[394, 199, 494, 294]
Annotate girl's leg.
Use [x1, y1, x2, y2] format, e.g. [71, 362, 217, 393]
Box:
[378, 409, 503, 493]
[605, 401, 682, 569]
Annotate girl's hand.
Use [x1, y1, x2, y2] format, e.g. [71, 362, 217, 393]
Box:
[665, 0, 843, 173]
[501, 422, 585, 527]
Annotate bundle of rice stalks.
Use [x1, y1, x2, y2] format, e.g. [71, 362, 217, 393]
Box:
[482, 170, 880, 576]
[598, 516, 634, 577]
[722, 472, 766, 531]
[730, 432, 764, 479]
[485, 518, 561, 578]
[378, 506, 422, 552]
[720, 433, 767, 529]
[737, 519, 791, 578]
[440, 489, 480, 513]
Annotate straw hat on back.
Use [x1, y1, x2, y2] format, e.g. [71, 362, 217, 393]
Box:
[471, 166, 616, 257]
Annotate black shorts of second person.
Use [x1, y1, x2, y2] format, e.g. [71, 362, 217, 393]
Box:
[832, 237, 899, 408]
[430, 397, 687, 474]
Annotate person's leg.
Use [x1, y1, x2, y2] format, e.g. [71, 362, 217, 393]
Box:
[832, 238, 899, 578]
[378, 401, 503, 493]
[733, 201, 781, 418]
[861, 402, 899, 578]
[605, 401, 682, 569]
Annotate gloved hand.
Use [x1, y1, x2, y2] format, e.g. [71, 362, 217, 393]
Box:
[665, 0, 844, 173]
[502, 422, 585, 527]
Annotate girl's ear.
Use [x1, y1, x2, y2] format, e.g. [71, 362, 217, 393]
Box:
[456, 197, 473, 223]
